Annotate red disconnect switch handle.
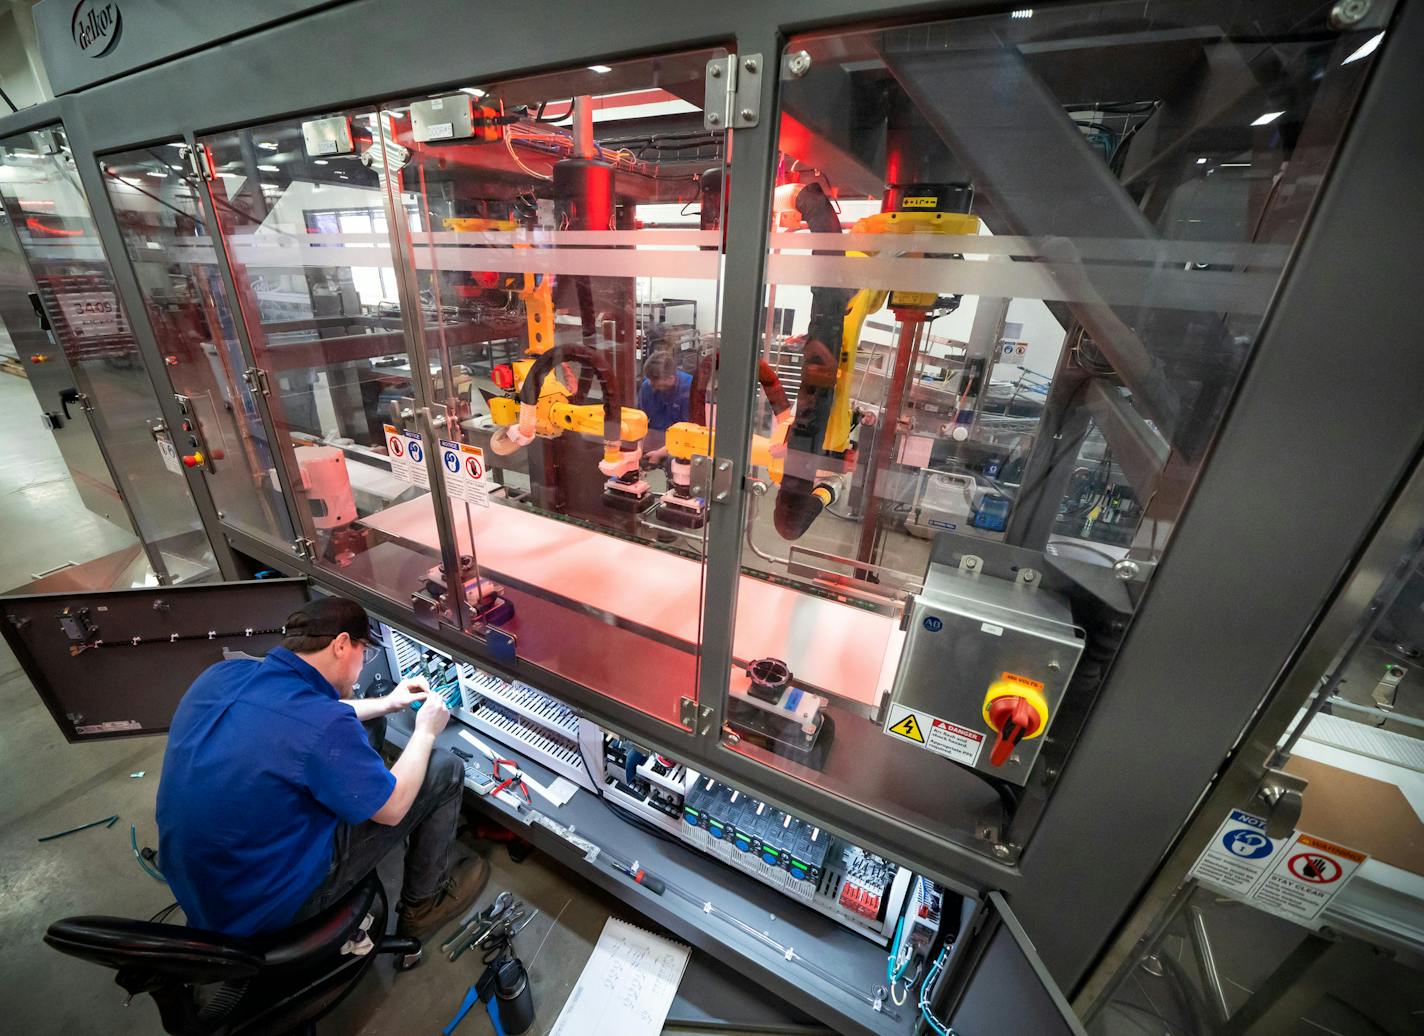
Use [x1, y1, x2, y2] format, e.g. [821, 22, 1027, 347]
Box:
[987, 695, 1042, 767]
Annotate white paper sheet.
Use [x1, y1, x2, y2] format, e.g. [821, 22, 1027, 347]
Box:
[548, 917, 691, 1036]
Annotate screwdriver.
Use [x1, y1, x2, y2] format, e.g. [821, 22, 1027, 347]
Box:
[608, 857, 665, 895]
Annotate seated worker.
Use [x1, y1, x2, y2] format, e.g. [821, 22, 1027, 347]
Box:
[156, 597, 487, 937]
[636, 348, 693, 462]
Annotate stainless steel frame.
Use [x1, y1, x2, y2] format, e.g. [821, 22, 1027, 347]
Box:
[7, 0, 1422, 998]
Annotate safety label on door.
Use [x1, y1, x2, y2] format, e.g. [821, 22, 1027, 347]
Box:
[156, 435, 182, 476]
[883, 702, 984, 766]
[1188, 810, 1368, 926]
[1188, 809, 1286, 895]
[1251, 833, 1366, 923]
[439, 439, 490, 507]
[383, 424, 428, 488]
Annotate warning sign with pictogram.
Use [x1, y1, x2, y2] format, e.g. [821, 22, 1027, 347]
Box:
[1190, 811, 1367, 927]
[883, 703, 985, 766]
[382, 424, 428, 488]
[887, 708, 925, 744]
[439, 439, 490, 507]
[1250, 833, 1365, 923]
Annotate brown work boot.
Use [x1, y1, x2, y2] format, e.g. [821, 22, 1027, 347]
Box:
[396, 855, 490, 938]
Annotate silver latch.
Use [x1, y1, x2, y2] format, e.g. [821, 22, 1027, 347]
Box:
[178, 144, 212, 181]
[242, 367, 271, 396]
[292, 537, 316, 561]
[1248, 767, 1307, 839]
[704, 54, 762, 131]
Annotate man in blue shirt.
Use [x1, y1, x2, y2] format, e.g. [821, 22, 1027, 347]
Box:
[157, 597, 487, 939]
[636, 349, 693, 462]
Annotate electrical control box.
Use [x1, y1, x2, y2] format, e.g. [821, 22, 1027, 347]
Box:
[887, 556, 1084, 786]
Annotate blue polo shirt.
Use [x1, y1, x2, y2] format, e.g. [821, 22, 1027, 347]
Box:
[637, 368, 693, 431]
[156, 647, 396, 935]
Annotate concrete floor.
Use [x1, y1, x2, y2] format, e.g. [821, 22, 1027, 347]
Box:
[0, 367, 825, 1034]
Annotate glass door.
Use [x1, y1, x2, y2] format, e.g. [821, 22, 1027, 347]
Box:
[718, 0, 1393, 853]
[98, 142, 295, 548]
[1087, 501, 1424, 1033]
[197, 110, 449, 610]
[0, 125, 218, 585]
[375, 50, 730, 728]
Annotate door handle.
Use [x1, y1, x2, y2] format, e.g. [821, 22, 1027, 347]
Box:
[59, 388, 84, 421]
[27, 291, 51, 331]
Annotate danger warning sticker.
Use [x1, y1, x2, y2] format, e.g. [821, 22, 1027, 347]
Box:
[883, 703, 984, 767]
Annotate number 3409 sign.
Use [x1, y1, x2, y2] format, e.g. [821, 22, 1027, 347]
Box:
[58, 292, 121, 338]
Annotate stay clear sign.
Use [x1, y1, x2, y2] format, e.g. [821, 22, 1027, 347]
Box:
[1188, 809, 1368, 926]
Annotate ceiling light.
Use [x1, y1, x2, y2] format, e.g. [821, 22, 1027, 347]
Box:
[1219, 162, 1252, 168]
[460, 87, 487, 98]
[588, 64, 612, 74]
[1195, 157, 1207, 165]
[314, 159, 329, 165]
[257, 141, 278, 150]
[1011, 8, 1033, 17]
[1343, 31, 1384, 65]
[1250, 110, 1284, 127]
[258, 164, 280, 172]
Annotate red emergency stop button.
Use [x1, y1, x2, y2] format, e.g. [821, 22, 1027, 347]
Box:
[181, 451, 204, 468]
[982, 675, 1049, 768]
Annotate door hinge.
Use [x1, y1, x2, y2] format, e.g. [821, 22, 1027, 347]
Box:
[292, 537, 316, 561]
[704, 53, 762, 131]
[679, 696, 715, 735]
[179, 144, 213, 181]
[242, 366, 271, 396]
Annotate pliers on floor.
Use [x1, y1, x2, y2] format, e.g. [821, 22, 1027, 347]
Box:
[441, 891, 513, 957]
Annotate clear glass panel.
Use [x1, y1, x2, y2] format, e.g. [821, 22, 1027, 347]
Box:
[384, 50, 729, 726]
[0, 203, 157, 589]
[0, 125, 217, 584]
[99, 143, 295, 546]
[1089, 519, 1424, 1034]
[199, 111, 445, 607]
[728, 1, 1392, 852]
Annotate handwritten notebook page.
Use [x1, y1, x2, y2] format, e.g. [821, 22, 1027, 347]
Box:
[548, 916, 692, 1036]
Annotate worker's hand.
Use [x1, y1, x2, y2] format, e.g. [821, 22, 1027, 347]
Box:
[645, 447, 668, 465]
[387, 676, 431, 712]
[413, 691, 450, 738]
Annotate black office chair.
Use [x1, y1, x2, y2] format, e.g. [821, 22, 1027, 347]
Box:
[43, 875, 420, 1035]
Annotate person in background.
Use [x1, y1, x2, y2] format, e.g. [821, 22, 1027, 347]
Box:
[157, 597, 487, 939]
[637, 348, 693, 463]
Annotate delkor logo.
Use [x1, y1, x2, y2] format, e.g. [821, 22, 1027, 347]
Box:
[71, 0, 122, 58]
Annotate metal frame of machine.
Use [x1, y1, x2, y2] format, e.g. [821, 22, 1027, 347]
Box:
[1, 0, 1421, 1016]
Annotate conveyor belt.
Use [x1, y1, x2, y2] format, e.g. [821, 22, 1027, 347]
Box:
[362, 495, 904, 709]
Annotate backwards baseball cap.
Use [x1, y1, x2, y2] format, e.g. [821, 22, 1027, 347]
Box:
[282, 596, 374, 644]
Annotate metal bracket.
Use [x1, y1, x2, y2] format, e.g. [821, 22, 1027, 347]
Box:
[704, 53, 762, 131]
[689, 453, 712, 499]
[292, 537, 316, 561]
[711, 459, 735, 503]
[242, 366, 271, 396]
[958, 554, 984, 575]
[1247, 767, 1307, 839]
[679, 696, 715, 735]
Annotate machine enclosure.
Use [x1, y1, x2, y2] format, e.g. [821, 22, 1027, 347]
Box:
[888, 560, 1085, 786]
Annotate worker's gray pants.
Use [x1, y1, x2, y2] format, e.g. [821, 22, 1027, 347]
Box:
[290, 716, 465, 920]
